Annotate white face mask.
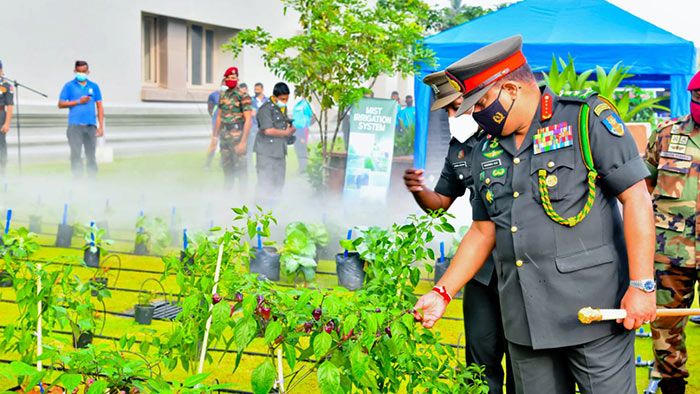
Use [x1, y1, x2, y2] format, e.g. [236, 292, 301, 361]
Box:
[447, 114, 479, 143]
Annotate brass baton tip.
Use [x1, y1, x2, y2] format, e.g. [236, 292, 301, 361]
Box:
[578, 307, 601, 324]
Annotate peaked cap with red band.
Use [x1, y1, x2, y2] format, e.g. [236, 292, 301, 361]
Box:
[688, 70, 700, 91]
[445, 35, 525, 117]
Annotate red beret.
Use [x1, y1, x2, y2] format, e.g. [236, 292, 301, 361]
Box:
[688, 70, 700, 91]
[224, 67, 238, 77]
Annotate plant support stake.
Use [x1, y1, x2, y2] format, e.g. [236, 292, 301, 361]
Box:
[277, 348, 285, 393]
[62, 203, 68, 226]
[37, 263, 42, 372]
[257, 226, 262, 250]
[90, 221, 95, 246]
[183, 228, 188, 250]
[344, 229, 352, 258]
[197, 243, 224, 374]
[5, 209, 11, 234]
[439, 242, 445, 263]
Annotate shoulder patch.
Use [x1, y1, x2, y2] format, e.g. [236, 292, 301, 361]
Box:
[655, 117, 684, 133]
[601, 112, 627, 137]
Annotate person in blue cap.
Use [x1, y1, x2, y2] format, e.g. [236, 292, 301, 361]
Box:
[0, 60, 14, 175]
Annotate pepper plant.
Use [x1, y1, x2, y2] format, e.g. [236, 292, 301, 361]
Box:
[135, 216, 172, 255]
[280, 221, 330, 282]
[82, 222, 113, 254]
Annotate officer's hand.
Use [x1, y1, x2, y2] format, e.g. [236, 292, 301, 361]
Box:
[618, 287, 656, 330]
[95, 127, 104, 137]
[78, 96, 91, 105]
[403, 168, 426, 193]
[412, 291, 447, 329]
[0, 124, 9, 133]
[234, 142, 246, 154]
[287, 126, 297, 136]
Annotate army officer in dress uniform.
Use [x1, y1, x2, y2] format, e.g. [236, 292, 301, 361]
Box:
[412, 35, 656, 394]
[404, 71, 513, 394]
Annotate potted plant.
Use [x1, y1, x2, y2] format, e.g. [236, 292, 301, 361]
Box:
[134, 278, 167, 325]
[134, 215, 172, 256]
[55, 223, 73, 248]
[89, 266, 110, 297]
[81, 222, 113, 268]
[277, 222, 329, 282]
[28, 214, 42, 234]
[339, 226, 387, 291]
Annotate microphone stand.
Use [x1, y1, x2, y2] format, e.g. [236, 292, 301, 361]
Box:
[1, 75, 47, 174]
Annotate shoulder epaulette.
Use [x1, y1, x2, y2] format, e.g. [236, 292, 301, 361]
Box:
[559, 88, 597, 102]
[655, 117, 685, 132]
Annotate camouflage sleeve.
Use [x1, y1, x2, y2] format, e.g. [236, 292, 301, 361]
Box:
[587, 99, 650, 196]
[644, 127, 661, 180]
[241, 94, 253, 112]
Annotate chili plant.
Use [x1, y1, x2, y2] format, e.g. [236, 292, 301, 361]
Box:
[280, 222, 330, 282]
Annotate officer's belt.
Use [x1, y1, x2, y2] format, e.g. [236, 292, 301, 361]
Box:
[537, 103, 597, 227]
[0, 106, 4, 111]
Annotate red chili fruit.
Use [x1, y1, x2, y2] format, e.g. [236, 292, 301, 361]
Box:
[384, 327, 392, 338]
[342, 329, 354, 341]
[375, 308, 381, 313]
[303, 322, 313, 333]
[312, 308, 322, 321]
[256, 294, 265, 305]
[260, 306, 271, 320]
[212, 293, 222, 305]
[324, 325, 333, 334]
[230, 304, 236, 317]
[235, 292, 243, 303]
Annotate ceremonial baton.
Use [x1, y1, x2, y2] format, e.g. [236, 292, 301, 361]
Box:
[578, 307, 700, 324]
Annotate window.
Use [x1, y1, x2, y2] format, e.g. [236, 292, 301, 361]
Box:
[142, 15, 158, 84]
[188, 24, 215, 86]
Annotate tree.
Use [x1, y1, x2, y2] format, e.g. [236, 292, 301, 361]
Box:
[436, 1, 511, 31]
[224, 0, 437, 185]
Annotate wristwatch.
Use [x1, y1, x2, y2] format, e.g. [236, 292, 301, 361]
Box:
[630, 279, 656, 293]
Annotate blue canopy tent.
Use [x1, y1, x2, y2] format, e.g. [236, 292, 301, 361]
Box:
[414, 0, 697, 169]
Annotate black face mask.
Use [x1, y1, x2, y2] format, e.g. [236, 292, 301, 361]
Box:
[472, 87, 516, 137]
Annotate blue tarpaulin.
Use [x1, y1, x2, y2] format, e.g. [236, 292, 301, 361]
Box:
[414, 0, 697, 169]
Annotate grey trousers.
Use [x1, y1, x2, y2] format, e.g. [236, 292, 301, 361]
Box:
[508, 330, 636, 394]
[66, 124, 97, 178]
[293, 129, 308, 174]
[463, 273, 515, 394]
[0, 132, 6, 174]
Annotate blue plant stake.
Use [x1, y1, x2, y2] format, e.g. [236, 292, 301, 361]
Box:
[210, 219, 214, 229]
[257, 226, 262, 250]
[138, 210, 144, 233]
[183, 228, 188, 250]
[344, 229, 352, 258]
[4, 209, 11, 234]
[171, 206, 176, 228]
[322, 212, 327, 224]
[90, 221, 95, 246]
[440, 242, 445, 263]
[62, 204, 68, 226]
[38, 383, 45, 394]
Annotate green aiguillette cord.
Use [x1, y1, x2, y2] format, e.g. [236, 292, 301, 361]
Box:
[538, 104, 597, 227]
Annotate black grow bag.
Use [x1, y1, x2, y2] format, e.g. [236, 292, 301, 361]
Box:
[28, 215, 42, 234]
[0, 271, 12, 288]
[55, 224, 74, 248]
[84, 247, 100, 268]
[90, 277, 108, 296]
[180, 251, 195, 275]
[134, 304, 155, 325]
[134, 240, 149, 255]
[335, 252, 365, 291]
[250, 247, 280, 281]
[434, 257, 463, 298]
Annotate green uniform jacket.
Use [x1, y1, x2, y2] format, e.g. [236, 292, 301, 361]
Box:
[469, 87, 649, 349]
[644, 114, 700, 269]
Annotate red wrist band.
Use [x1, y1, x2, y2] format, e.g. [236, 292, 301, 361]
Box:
[432, 286, 452, 305]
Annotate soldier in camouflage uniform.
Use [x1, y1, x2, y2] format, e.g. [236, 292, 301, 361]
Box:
[644, 70, 700, 394]
[215, 67, 253, 191]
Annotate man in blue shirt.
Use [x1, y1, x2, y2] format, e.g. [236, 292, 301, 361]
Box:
[58, 60, 104, 179]
[292, 88, 314, 173]
[398, 94, 415, 134]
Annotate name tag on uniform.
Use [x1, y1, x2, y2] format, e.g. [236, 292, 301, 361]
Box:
[533, 122, 573, 155]
[481, 159, 502, 170]
[660, 151, 692, 161]
[452, 161, 467, 169]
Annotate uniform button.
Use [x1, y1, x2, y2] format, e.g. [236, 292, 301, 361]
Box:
[511, 226, 518, 233]
[485, 178, 491, 185]
[516, 260, 523, 267]
[513, 157, 521, 164]
[458, 174, 464, 180]
[547, 161, 555, 168]
[513, 191, 520, 198]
